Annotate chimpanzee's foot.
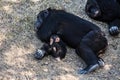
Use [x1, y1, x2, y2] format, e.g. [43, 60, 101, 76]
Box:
[78, 59, 105, 74]
[98, 58, 105, 67]
[78, 64, 100, 74]
[34, 49, 46, 60]
[109, 26, 119, 36]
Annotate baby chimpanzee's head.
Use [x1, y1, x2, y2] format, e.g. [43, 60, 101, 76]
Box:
[50, 35, 63, 61]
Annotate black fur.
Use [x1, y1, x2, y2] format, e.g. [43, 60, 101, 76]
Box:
[34, 8, 108, 74]
[34, 35, 67, 60]
[85, 0, 120, 36]
[50, 35, 67, 60]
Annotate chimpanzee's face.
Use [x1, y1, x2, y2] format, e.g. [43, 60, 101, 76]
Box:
[86, 0, 101, 18]
[89, 6, 101, 17]
[49, 35, 62, 61]
[34, 9, 49, 31]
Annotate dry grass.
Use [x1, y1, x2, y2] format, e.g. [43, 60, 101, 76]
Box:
[0, 0, 120, 80]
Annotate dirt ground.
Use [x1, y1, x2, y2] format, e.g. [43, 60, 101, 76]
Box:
[0, 0, 120, 80]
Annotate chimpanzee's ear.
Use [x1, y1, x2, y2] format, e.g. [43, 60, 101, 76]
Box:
[55, 37, 60, 42]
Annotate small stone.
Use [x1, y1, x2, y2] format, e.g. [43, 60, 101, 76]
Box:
[43, 68, 48, 72]
[44, 62, 49, 65]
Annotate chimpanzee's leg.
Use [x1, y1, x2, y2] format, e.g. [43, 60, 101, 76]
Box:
[75, 30, 106, 74]
[76, 44, 100, 74]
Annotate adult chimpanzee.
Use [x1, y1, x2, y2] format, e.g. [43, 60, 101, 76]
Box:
[34, 8, 108, 74]
[85, 0, 120, 36]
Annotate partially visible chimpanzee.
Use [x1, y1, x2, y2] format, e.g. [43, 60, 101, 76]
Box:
[85, 0, 120, 36]
[34, 8, 108, 74]
[34, 35, 67, 61]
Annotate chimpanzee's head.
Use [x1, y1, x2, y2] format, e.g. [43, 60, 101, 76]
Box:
[50, 35, 60, 45]
[50, 35, 63, 61]
[85, 0, 101, 18]
[34, 8, 51, 31]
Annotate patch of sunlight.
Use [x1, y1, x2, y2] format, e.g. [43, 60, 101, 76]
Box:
[4, 46, 26, 66]
[5, 69, 37, 80]
[104, 64, 112, 70]
[6, 69, 17, 74]
[21, 71, 35, 76]
[30, 0, 40, 3]
[0, 34, 6, 46]
[4, 44, 35, 66]
[59, 65, 74, 72]
[58, 74, 79, 80]
[20, 71, 37, 80]
[2, 0, 21, 3]
[3, 5, 13, 13]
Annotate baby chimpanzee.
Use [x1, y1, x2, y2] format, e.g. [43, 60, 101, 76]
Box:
[49, 35, 67, 61]
[34, 35, 67, 61]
